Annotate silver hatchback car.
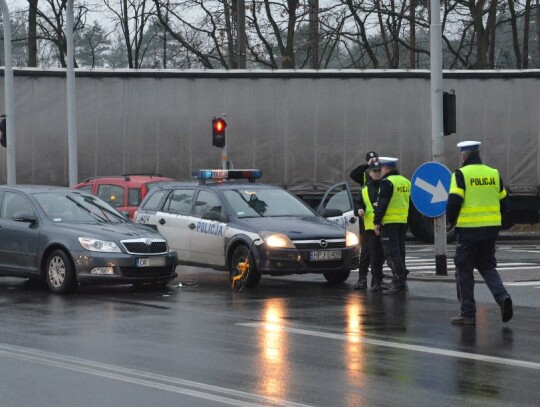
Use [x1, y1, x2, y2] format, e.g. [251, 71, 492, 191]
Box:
[0, 185, 177, 293]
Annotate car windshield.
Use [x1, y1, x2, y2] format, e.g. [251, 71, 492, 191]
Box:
[34, 192, 128, 223]
[222, 187, 315, 218]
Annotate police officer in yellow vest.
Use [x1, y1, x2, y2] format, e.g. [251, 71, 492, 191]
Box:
[373, 157, 411, 294]
[355, 160, 386, 291]
[350, 151, 379, 290]
[446, 141, 513, 325]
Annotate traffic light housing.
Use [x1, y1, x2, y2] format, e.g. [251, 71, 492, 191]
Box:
[212, 117, 227, 148]
[0, 117, 6, 148]
[443, 91, 456, 136]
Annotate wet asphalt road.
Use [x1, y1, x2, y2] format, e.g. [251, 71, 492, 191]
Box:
[1, 238, 540, 406]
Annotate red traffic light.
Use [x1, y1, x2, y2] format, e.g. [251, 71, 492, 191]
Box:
[212, 117, 227, 148]
[213, 118, 226, 134]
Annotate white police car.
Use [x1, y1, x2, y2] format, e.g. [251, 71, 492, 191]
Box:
[134, 170, 360, 289]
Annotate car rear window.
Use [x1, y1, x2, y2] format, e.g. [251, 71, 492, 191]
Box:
[97, 184, 125, 208]
[128, 188, 141, 206]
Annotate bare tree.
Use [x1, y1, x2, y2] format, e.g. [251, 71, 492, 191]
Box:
[104, 0, 155, 68]
[28, 0, 38, 66]
[34, 0, 88, 67]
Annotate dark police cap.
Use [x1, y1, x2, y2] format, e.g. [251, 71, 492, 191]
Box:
[365, 151, 378, 161]
[368, 160, 381, 171]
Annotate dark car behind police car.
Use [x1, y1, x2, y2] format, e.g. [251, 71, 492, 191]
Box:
[0, 186, 177, 293]
[134, 170, 360, 289]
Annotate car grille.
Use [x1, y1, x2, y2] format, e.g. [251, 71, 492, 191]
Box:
[293, 239, 346, 250]
[121, 239, 168, 254]
[121, 267, 174, 278]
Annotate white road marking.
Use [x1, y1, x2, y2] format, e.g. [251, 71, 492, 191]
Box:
[238, 323, 540, 371]
[0, 343, 312, 407]
[505, 281, 540, 286]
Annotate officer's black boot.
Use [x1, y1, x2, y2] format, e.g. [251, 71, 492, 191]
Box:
[370, 279, 383, 292]
[354, 277, 367, 290]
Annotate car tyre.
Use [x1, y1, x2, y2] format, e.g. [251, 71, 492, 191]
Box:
[230, 245, 261, 289]
[45, 250, 77, 294]
[323, 270, 350, 284]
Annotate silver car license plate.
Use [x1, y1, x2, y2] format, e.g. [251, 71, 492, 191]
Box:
[310, 250, 342, 261]
[137, 258, 150, 267]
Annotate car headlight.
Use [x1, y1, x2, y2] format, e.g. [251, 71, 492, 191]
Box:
[346, 231, 359, 247]
[260, 231, 295, 249]
[78, 237, 122, 253]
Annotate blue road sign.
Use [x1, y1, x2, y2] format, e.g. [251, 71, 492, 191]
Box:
[411, 162, 452, 217]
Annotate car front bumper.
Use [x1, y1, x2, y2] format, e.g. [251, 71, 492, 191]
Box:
[72, 250, 178, 284]
[254, 245, 360, 276]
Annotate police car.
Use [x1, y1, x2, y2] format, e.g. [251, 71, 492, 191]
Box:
[134, 170, 360, 289]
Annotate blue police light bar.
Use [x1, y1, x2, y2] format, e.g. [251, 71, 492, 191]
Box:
[192, 169, 262, 182]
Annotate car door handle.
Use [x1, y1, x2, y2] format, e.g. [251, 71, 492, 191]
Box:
[349, 217, 357, 224]
[188, 223, 196, 230]
[159, 218, 166, 225]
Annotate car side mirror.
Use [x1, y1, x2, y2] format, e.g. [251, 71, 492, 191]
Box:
[12, 211, 37, 223]
[202, 211, 223, 222]
[323, 208, 343, 218]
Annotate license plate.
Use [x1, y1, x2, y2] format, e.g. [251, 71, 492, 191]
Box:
[137, 258, 150, 267]
[309, 250, 342, 261]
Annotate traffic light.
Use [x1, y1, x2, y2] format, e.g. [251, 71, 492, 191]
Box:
[212, 117, 227, 148]
[0, 116, 6, 148]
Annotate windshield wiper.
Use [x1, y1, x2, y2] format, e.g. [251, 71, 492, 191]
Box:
[84, 198, 127, 223]
[66, 195, 108, 223]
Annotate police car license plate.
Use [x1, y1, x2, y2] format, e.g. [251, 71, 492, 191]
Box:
[310, 250, 342, 261]
[137, 258, 150, 267]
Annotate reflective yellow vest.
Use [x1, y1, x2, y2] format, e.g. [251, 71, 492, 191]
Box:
[361, 186, 375, 230]
[449, 164, 506, 227]
[382, 175, 410, 224]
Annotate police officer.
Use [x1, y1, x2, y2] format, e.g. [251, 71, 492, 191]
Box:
[356, 160, 386, 291]
[446, 141, 513, 325]
[350, 151, 379, 290]
[373, 157, 411, 295]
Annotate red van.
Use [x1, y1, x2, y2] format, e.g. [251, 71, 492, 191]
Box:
[74, 174, 174, 220]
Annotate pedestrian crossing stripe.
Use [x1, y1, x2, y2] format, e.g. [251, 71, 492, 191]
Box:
[384, 257, 540, 273]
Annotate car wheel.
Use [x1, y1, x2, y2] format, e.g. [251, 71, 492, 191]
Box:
[45, 250, 77, 294]
[230, 245, 261, 289]
[323, 270, 350, 284]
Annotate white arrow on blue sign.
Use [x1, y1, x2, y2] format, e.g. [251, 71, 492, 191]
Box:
[411, 162, 452, 218]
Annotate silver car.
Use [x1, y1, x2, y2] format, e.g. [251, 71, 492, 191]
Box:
[0, 185, 177, 293]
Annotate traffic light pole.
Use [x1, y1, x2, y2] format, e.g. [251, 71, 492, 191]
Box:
[430, 0, 448, 275]
[1, 0, 16, 185]
[66, 0, 78, 186]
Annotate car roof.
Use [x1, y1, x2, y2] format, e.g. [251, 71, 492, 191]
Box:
[0, 185, 84, 194]
[77, 175, 174, 186]
[153, 181, 282, 191]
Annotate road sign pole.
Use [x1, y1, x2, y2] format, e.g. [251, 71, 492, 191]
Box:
[430, 0, 447, 275]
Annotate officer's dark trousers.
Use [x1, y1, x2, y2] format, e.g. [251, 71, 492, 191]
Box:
[454, 237, 509, 318]
[380, 223, 407, 287]
[358, 222, 370, 281]
[361, 230, 385, 284]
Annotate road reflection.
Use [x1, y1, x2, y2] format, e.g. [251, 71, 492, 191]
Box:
[257, 298, 290, 400]
[344, 296, 366, 406]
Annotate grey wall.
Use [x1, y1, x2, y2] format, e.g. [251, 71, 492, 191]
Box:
[1, 69, 539, 195]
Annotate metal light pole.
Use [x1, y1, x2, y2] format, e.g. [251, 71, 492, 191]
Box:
[1, 0, 16, 185]
[237, 0, 246, 69]
[430, 0, 447, 275]
[66, 0, 78, 185]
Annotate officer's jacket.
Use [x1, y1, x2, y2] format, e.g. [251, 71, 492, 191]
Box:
[446, 156, 509, 239]
[374, 170, 411, 225]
